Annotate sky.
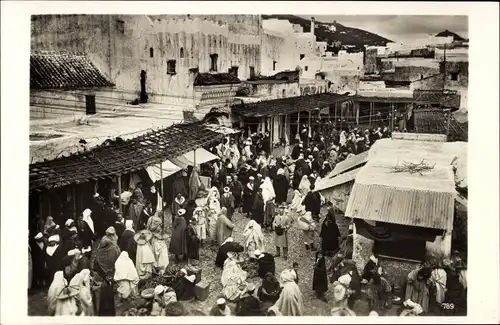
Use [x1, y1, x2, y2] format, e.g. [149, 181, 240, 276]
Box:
[299, 15, 468, 43]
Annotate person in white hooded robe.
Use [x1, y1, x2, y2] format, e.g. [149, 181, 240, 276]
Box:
[114, 251, 140, 300]
[133, 231, 156, 280]
[260, 177, 276, 231]
[69, 269, 94, 316]
[243, 220, 264, 259]
[48, 271, 79, 316]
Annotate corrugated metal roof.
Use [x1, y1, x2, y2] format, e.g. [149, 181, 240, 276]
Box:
[344, 138, 466, 230]
[330, 151, 369, 177]
[346, 183, 455, 230]
[315, 167, 361, 192]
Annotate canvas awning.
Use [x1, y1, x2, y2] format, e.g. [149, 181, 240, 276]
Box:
[146, 160, 183, 183]
[204, 124, 241, 135]
[169, 148, 219, 169]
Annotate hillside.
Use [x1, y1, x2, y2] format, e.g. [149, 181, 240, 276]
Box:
[436, 30, 467, 41]
[262, 14, 392, 47]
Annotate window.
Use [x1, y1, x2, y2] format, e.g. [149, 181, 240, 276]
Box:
[282, 89, 286, 98]
[180, 47, 184, 58]
[305, 66, 308, 71]
[167, 60, 176, 75]
[273, 60, 277, 71]
[249, 66, 255, 79]
[149, 47, 154, 58]
[210, 53, 218, 72]
[85, 95, 96, 115]
[116, 20, 125, 34]
[450, 72, 459, 81]
[229, 66, 239, 77]
[300, 54, 305, 60]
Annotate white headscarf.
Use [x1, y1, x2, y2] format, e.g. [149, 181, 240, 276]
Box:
[125, 220, 134, 232]
[82, 209, 94, 234]
[114, 251, 139, 282]
[260, 177, 276, 203]
[46, 235, 60, 256]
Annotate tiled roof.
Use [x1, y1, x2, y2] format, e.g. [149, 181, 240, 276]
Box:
[194, 73, 241, 86]
[29, 122, 223, 191]
[232, 93, 352, 118]
[30, 51, 114, 90]
[413, 108, 468, 141]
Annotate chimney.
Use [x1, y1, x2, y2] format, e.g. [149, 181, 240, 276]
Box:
[311, 17, 316, 54]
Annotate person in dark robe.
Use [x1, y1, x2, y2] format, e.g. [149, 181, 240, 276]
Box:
[169, 209, 188, 262]
[274, 168, 289, 204]
[320, 208, 341, 256]
[220, 187, 235, 218]
[257, 272, 281, 304]
[215, 238, 244, 268]
[251, 188, 265, 227]
[186, 217, 200, 263]
[235, 283, 264, 316]
[362, 254, 380, 283]
[230, 175, 243, 212]
[145, 185, 159, 214]
[75, 213, 94, 250]
[293, 262, 300, 284]
[171, 193, 186, 224]
[113, 213, 126, 240]
[94, 229, 121, 281]
[171, 174, 187, 204]
[237, 165, 249, 186]
[127, 197, 144, 232]
[30, 232, 48, 288]
[90, 194, 107, 238]
[292, 166, 303, 189]
[183, 200, 197, 225]
[291, 143, 303, 160]
[98, 278, 116, 316]
[268, 160, 278, 181]
[172, 269, 196, 301]
[45, 235, 69, 280]
[103, 203, 119, 233]
[302, 184, 322, 221]
[60, 219, 76, 245]
[118, 220, 137, 263]
[254, 249, 275, 278]
[320, 161, 332, 178]
[139, 201, 153, 231]
[242, 176, 256, 217]
[312, 251, 328, 302]
[64, 248, 90, 282]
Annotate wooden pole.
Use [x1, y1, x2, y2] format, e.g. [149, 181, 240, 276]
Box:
[72, 186, 77, 219]
[117, 175, 122, 214]
[48, 191, 52, 217]
[445, 109, 451, 139]
[369, 102, 373, 128]
[160, 162, 165, 213]
[38, 193, 43, 222]
[297, 111, 300, 142]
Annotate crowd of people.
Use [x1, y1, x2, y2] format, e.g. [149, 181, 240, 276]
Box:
[28, 122, 467, 317]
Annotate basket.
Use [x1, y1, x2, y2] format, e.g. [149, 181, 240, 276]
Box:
[140, 288, 155, 299]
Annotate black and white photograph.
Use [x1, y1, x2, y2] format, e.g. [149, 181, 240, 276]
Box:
[1, 1, 499, 323]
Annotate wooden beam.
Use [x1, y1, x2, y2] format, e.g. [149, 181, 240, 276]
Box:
[117, 175, 122, 214]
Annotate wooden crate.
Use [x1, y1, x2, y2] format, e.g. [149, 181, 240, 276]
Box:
[194, 281, 210, 302]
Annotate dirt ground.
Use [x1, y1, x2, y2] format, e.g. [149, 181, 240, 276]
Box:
[28, 206, 410, 317]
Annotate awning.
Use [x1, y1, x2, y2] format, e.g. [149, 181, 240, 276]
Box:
[329, 151, 369, 177]
[231, 93, 351, 118]
[204, 124, 241, 135]
[146, 160, 183, 182]
[170, 148, 219, 169]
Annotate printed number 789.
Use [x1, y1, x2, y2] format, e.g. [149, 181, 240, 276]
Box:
[442, 303, 455, 310]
